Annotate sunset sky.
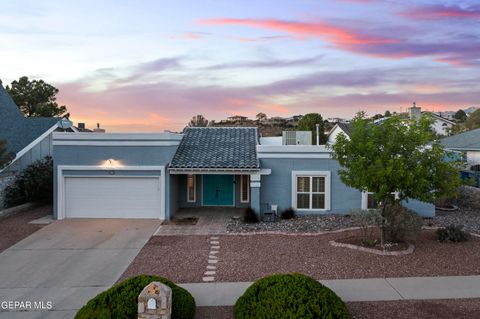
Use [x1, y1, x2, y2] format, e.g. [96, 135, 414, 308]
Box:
[1, 0, 479, 132]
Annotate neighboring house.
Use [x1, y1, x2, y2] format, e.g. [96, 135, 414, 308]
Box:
[0, 85, 61, 174]
[439, 128, 480, 166]
[227, 115, 248, 122]
[52, 127, 434, 220]
[408, 103, 455, 136]
[326, 123, 352, 145]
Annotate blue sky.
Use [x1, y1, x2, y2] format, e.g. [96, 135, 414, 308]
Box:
[1, 0, 479, 131]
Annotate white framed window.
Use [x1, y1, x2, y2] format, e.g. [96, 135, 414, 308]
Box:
[240, 175, 250, 203]
[361, 191, 399, 210]
[187, 175, 196, 202]
[291, 171, 331, 211]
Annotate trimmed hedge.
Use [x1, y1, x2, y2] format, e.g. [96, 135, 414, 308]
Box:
[75, 275, 195, 319]
[234, 273, 350, 319]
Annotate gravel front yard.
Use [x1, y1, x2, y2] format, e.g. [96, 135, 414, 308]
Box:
[215, 230, 480, 282]
[430, 207, 480, 234]
[121, 229, 480, 284]
[0, 205, 51, 253]
[195, 299, 480, 319]
[227, 214, 357, 233]
[119, 235, 210, 283]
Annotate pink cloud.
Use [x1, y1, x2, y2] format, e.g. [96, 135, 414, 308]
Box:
[400, 5, 480, 20]
[198, 18, 398, 45]
[198, 17, 480, 66]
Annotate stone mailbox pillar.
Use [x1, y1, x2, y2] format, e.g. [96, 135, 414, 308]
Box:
[138, 282, 172, 319]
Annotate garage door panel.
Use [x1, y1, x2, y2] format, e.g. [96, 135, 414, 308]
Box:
[65, 177, 161, 219]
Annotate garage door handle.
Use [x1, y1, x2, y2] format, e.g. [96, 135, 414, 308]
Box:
[215, 187, 219, 198]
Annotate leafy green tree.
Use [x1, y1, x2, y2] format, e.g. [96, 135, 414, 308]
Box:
[6, 76, 68, 117]
[332, 113, 461, 245]
[0, 140, 12, 168]
[384, 110, 391, 117]
[465, 109, 480, 130]
[297, 113, 326, 144]
[454, 109, 467, 122]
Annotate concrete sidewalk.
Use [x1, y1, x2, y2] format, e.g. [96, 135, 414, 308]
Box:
[179, 275, 480, 307]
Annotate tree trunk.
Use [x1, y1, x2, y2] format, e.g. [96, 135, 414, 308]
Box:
[380, 198, 389, 248]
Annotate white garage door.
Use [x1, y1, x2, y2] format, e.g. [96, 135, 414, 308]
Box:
[64, 177, 161, 219]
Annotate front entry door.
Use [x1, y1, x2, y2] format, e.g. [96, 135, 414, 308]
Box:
[202, 175, 234, 206]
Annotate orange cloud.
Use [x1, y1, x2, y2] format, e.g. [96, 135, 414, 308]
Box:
[198, 18, 398, 45]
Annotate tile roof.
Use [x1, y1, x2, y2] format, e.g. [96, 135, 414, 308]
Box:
[170, 127, 260, 170]
[0, 85, 59, 155]
[439, 128, 480, 150]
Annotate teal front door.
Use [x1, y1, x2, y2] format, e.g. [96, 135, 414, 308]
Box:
[202, 175, 234, 206]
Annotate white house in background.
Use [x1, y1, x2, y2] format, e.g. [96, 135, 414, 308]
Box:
[408, 103, 455, 136]
[326, 123, 352, 145]
[439, 128, 480, 166]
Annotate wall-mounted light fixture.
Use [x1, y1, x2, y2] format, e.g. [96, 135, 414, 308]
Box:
[103, 158, 122, 168]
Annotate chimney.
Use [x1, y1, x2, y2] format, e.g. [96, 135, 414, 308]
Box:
[93, 123, 106, 133]
[78, 123, 85, 129]
[408, 102, 421, 120]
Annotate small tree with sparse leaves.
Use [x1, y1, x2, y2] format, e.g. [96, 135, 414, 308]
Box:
[332, 112, 461, 245]
[188, 114, 208, 127]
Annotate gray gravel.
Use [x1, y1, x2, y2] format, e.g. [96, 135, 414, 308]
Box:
[227, 214, 357, 233]
[428, 207, 480, 234]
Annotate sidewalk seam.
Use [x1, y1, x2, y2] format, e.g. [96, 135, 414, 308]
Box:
[384, 278, 406, 300]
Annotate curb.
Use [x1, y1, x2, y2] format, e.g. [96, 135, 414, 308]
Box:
[0, 202, 36, 219]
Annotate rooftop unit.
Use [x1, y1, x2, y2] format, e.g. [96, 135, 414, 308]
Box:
[282, 131, 312, 145]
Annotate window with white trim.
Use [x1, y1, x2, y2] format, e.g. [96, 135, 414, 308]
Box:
[187, 175, 196, 202]
[362, 191, 399, 210]
[240, 175, 250, 203]
[293, 172, 330, 210]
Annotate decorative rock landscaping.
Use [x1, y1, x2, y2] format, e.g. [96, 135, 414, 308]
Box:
[227, 214, 357, 234]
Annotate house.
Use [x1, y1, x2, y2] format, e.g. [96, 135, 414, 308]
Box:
[326, 123, 352, 145]
[408, 103, 455, 136]
[439, 128, 480, 166]
[226, 115, 248, 122]
[0, 85, 62, 174]
[52, 127, 434, 220]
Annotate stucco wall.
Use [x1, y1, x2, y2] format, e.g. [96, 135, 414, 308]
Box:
[259, 157, 435, 217]
[260, 158, 361, 215]
[53, 144, 178, 218]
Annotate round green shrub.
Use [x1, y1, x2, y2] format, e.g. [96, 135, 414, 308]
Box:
[234, 273, 350, 319]
[75, 275, 195, 319]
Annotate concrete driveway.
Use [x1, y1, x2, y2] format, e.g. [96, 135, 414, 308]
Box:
[0, 219, 161, 318]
